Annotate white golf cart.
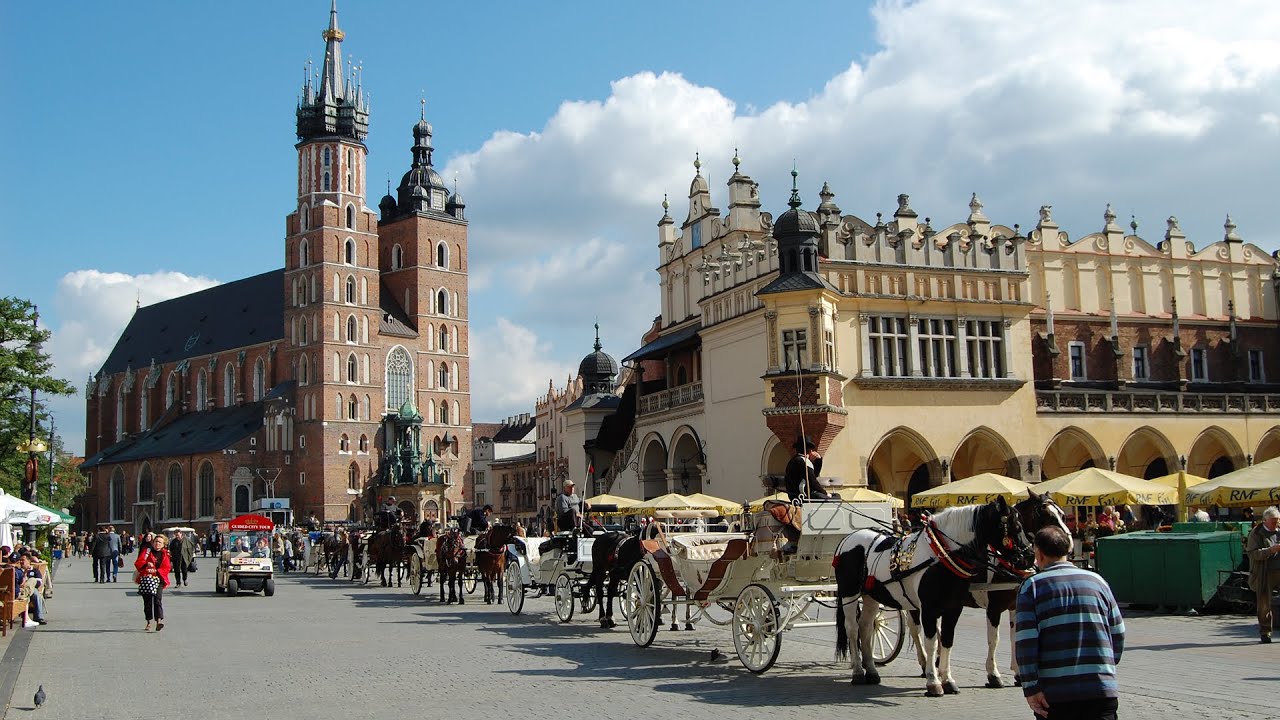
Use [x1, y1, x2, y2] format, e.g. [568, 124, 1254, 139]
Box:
[215, 514, 276, 597]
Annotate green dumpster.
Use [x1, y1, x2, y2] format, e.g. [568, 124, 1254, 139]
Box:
[1095, 531, 1242, 610]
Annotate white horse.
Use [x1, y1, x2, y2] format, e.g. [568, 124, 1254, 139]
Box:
[833, 497, 1031, 697]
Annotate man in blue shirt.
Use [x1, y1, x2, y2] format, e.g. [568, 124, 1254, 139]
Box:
[1015, 525, 1125, 719]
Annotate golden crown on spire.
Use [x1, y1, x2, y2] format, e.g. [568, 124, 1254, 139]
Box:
[322, 27, 345, 41]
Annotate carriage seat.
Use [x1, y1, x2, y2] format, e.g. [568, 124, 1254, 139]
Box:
[669, 533, 744, 561]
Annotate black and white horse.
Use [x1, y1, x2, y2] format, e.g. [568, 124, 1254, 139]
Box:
[969, 490, 1071, 688]
[834, 497, 1031, 696]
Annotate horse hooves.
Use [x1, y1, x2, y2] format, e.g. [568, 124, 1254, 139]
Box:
[942, 682, 961, 695]
[866, 673, 881, 685]
[670, 624, 680, 631]
[924, 686, 944, 698]
[985, 676, 1004, 689]
[684, 623, 694, 631]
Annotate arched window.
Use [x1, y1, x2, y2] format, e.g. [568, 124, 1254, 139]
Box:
[323, 171, 331, 192]
[223, 363, 235, 405]
[299, 355, 310, 385]
[346, 149, 354, 190]
[166, 463, 183, 519]
[165, 373, 177, 409]
[115, 390, 126, 441]
[385, 347, 412, 410]
[339, 434, 350, 452]
[300, 238, 310, 266]
[437, 289, 448, 316]
[452, 362, 460, 391]
[109, 468, 125, 521]
[437, 242, 447, 268]
[360, 277, 367, 305]
[347, 353, 358, 383]
[455, 244, 462, 270]
[439, 401, 449, 425]
[310, 274, 317, 302]
[452, 400, 460, 426]
[346, 276, 356, 303]
[439, 326, 448, 352]
[362, 354, 369, 383]
[300, 317, 308, 344]
[348, 394, 358, 420]
[138, 464, 154, 502]
[345, 239, 356, 265]
[336, 393, 343, 418]
[359, 434, 369, 452]
[346, 315, 357, 343]
[361, 316, 369, 344]
[391, 244, 402, 270]
[348, 463, 360, 491]
[195, 369, 207, 410]
[253, 358, 266, 400]
[362, 394, 371, 420]
[235, 484, 250, 514]
[198, 462, 215, 518]
[333, 273, 340, 301]
[346, 204, 355, 230]
[139, 387, 150, 431]
[439, 364, 449, 389]
[300, 204, 309, 231]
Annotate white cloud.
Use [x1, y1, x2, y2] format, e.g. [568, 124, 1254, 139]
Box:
[469, 318, 575, 422]
[48, 270, 220, 454]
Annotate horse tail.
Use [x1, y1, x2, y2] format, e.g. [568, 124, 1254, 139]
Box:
[836, 596, 849, 661]
[833, 543, 867, 662]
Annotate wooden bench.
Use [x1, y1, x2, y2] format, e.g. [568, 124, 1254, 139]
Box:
[0, 566, 29, 636]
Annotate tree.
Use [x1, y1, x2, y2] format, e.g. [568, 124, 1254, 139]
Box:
[0, 297, 76, 499]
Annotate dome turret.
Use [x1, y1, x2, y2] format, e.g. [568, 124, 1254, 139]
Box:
[577, 324, 618, 395]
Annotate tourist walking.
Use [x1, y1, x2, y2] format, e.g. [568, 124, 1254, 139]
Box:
[134, 534, 172, 632]
[169, 531, 194, 587]
[106, 525, 121, 582]
[1246, 506, 1280, 643]
[91, 528, 111, 583]
[1015, 525, 1125, 719]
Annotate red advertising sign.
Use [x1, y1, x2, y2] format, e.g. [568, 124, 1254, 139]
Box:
[228, 514, 275, 532]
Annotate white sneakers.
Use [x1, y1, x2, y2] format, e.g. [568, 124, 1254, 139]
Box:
[23, 620, 38, 629]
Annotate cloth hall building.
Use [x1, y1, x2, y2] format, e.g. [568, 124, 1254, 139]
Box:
[80, 5, 472, 532]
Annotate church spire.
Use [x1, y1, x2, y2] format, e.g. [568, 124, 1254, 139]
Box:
[297, 0, 369, 142]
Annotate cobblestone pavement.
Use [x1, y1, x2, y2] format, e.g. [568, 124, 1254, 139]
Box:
[8, 557, 1275, 719]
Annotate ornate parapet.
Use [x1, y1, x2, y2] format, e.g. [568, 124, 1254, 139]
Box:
[1035, 389, 1280, 414]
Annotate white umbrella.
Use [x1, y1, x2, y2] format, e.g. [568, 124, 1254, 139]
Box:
[0, 491, 59, 526]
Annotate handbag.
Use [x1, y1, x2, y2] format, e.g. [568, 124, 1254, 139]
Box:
[188, 559, 198, 573]
[137, 575, 160, 596]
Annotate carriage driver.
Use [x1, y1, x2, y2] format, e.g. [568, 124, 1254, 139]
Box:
[784, 435, 831, 501]
[460, 504, 493, 536]
[555, 480, 590, 534]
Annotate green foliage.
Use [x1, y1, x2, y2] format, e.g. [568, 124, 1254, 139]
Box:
[0, 297, 76, 496]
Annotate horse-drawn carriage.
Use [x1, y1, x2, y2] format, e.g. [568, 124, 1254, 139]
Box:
[624, 501, 907, 673]
[502, 532, 601, 620]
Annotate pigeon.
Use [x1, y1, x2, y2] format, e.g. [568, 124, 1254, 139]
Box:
[708, 648, 729, 663]
[33, 685, 45, 709]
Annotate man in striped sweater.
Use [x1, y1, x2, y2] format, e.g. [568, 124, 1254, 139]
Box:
[1015, 525, 1125, 720]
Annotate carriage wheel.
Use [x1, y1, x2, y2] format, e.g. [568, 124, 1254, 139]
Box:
[464, 569, 479, 594]
[625, 563, 658, 648]
[410, 555, 424, 596]
[504, 563, 525, 615]
[861, 601, 906, 667]
[554, 574, 576, 622]
[733, 584, 782, 673]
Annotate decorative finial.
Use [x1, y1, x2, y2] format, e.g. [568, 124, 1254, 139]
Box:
[693, 152, 701, 175]
[1130, 215, 1138, 235]
[420, 97, 426, 120]
[136, 289, 141, 310]
[1103, 203, 1116, 224]
[661, 193, 669, 212]
[593, 321, 601, 352]
[969, 192, 983, 213]
[788, 163, 801, 209]
[1224, 213, 1242, 242]
[732, 148, 740, 169]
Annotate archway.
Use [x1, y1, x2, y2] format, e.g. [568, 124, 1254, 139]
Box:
[135, 512, 152, 536]
[866, 427, 939, 503]
[950, 427, 1017, 480]
[639, 434, 668, 499]
[1116, 426, 1178, 479]
[1255, 427, 1280, 463]
[670, 428, 704, 494]
[761, 439, 790, 494]
[423, 499, 439, 521]
[1042, 427, 1105, 479]
[398, 500, 417, 522]
[1187, 426, 1244, 478]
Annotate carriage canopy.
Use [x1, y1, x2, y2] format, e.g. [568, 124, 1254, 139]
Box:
[228, 514, 276, 532]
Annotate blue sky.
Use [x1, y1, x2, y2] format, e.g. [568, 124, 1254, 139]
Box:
[5, 1, 1280, 454]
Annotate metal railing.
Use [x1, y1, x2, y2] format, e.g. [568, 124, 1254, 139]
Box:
[638, 382, 704, 415]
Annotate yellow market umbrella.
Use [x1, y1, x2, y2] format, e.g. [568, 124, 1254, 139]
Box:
[1034, 468, 1176, 508]
[584, 493, 640, 510]
[1148, 472, 1208, 522]
[1185, 458, 1280, 508]
[832, 487, 905, 508]
[911, 473, 1031, 509]
[746, 492, 791, 513]
[632, 493, 723, 517]
[683, 493, 744, 515]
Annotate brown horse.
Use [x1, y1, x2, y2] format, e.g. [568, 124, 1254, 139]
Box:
[324, 529, 349, 579]
[474, 525, 518, 605]
[436, 529, 467, 604]
[369, 526, 409, 587]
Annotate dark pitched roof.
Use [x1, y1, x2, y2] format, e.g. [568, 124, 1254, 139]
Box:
[98, 270, 284, 375]
[490, 450, 537, 467]
[621, 323, 701, 363]
[80, 401, 266, 470]
[378, 283, 418, 337]
[564, 393, 622, 412]
[593, 382, 637, 452]
[494, 420, 535, 443]
[755, 271, 835, 296]
[472, 422, 505, 442]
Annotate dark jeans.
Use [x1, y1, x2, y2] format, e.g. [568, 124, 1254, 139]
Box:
[1037, 696, 1118, 720]
[172, 560, 188, 586]
[142, 588, 165, 621]
[94, 556, 112, 582]
[111, 552, 120, 580]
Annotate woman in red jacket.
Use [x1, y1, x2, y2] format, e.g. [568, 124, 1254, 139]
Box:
[134, 534, 172, 631]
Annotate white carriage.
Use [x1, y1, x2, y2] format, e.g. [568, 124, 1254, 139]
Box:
[502, 533, 598, 621]
[625, 500, 907, 673]
[408, 534, 487, 596]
